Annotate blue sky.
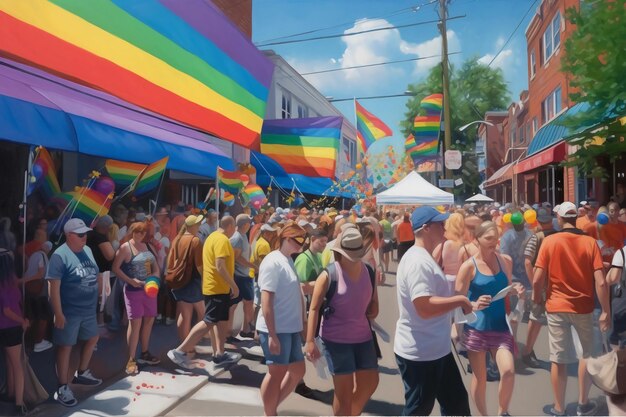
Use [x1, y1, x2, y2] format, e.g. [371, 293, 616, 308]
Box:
[253, 0, 538, 157]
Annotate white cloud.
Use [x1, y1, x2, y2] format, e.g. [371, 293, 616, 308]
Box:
[478, 36, 515, 72]
[287, 18, 461, 94]
[495, 36, 506, 49]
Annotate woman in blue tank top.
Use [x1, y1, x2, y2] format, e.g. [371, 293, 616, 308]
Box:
[456, 221, 522, 416]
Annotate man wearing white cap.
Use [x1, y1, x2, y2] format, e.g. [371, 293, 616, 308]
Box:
[532, 202, 610, 416]
[47, 219, 103, 407]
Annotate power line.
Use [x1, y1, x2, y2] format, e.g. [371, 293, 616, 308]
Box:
[301, 52, 462, 76]
[255, 0, 438, 44]
[487, 0, 538, 67]
[256, 15, 465, 47]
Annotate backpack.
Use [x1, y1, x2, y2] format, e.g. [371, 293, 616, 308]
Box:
[316, 262, 381, 358]
[165, 236, 195, 289]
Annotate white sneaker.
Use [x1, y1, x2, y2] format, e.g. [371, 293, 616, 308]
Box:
[165, 317, 176, 326]
[54, 384, 77, 407]
[33, 340, 53, 353]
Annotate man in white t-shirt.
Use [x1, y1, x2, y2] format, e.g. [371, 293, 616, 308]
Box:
[394, 206, 472, 416]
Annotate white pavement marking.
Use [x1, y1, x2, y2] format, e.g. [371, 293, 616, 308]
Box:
[62, 371, 207, 417]
[189, 384, 263, 407]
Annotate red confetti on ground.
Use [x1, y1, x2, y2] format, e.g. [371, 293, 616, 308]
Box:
[133, 398, 136, 402]
[171, 375, 176, 379]
[158, 373, 163, 376]
[136, 386, 140, 390]
[198, 362, 206, 368]
[136, 392, 141, 396]
[161, 385, 164, 388]
[141, 383, 147, 387]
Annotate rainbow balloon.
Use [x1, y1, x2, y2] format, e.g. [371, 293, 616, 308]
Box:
[243, 184, 266, 204]
[144, 276, 160, 298]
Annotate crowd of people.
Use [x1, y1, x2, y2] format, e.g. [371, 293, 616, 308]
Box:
[0, 197, 625, 416]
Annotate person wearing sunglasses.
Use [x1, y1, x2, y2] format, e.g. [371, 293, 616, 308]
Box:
[256, 223, 308, 416]
[46, 218, 103, 407]
[112, 222, 160, 375]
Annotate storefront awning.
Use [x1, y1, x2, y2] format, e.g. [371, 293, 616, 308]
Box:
[484, 162, 514, 188]
[0, 59, 235, 175]
[527, 103, 589, 156]
[514, 142, 566, 175]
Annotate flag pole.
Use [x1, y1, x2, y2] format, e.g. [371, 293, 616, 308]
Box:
[215, 167, 220, 229]
[150, 169, 167, 218]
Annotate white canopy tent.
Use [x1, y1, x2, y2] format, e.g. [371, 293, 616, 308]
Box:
[376, 171, 454, 205]
[465, 194, 494, 203]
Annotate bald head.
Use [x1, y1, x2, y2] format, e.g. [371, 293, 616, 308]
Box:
[220, 215, 235, 237]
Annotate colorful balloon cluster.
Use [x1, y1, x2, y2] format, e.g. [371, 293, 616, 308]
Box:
[144, 276, 160, 298]
[242, 184, 267, 210]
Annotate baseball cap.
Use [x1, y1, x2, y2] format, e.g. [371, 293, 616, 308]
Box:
[411, 206, 449, 231]
[556, 201, 578, 218]
[64, 218, 92, 234]
[536, 207, 553, 223]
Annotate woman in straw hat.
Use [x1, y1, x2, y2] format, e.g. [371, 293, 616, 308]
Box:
[305, 227, 380, 416]
[256, 223, 308, 416]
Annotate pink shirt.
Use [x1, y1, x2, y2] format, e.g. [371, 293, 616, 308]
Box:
[320, 263, 373, 343]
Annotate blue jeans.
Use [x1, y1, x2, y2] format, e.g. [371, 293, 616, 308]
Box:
[258, 332, 304, 365]
[395, 353, 470, 416]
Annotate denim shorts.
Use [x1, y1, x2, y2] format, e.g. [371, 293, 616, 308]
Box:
[53, 313, 98, 346]
[231, 275, 254, 304]
[322, 338, 378, 375]
[258, 332, 304, 365]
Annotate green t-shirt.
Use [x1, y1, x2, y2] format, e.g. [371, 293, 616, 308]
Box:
[294, 249, 324, 283]
[380, 219, 393, 240]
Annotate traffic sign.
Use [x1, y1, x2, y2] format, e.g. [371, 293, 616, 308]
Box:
[438, 179, 455, 188]
[445, 150, 462, 170]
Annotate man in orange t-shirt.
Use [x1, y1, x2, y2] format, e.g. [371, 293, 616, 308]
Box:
[532, 202, 610, 417]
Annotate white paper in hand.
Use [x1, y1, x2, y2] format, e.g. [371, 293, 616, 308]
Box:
[491, 285, 514, 302]
[454, 308, 477, 324]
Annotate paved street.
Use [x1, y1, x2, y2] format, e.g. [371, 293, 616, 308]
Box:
[15, 259, 608, 416]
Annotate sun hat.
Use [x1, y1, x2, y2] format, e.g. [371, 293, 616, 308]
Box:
[411, 206, 450, 231]
[185, 214, 204, 227]
[331, 228, 366, 262]
[64, 218, 92, 234]
[556, 202, 578, 218]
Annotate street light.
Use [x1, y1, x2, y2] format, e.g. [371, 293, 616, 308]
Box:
[458, 120, 494, 132]
[326, 91, 416, 102]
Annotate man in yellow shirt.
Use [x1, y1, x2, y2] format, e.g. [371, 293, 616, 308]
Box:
[250, 224, 277, 305]
[168, 216, 241, 367]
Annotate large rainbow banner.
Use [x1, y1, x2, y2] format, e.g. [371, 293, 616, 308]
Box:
[260, 117, 342, 178]
[0, 0, 273, 148]
[355, 100, 392, 153]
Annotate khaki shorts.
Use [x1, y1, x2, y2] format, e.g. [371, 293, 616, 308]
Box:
[547, 312, 593, 364]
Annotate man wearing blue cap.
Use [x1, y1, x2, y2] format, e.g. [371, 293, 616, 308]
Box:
[394, 207, 472, 416]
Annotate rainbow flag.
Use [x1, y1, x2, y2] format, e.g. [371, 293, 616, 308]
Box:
[217, 167, 246, 194]
[260, 117, 341, 178]
[421, 94, 443, 114]
[27, 146, 61, 198]
[56, 187, 113, 224]
[0, 0, 273, 149]
[242, 184, 267, 205]
[406, 94, 443, 170]
[133, 156, 168, 197]
[355, 100, 392, 153]
[105, 159, 146, 187]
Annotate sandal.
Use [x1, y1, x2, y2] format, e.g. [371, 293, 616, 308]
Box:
[125, 358, 138, 375]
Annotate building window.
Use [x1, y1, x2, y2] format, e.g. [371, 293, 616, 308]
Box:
[530, 50, 536, 78]
[532, 117, 538, 135]
[543, 11, 561, 63]
[542, 86, 562, 124]
[281, 93, 292, 119]
[526, 123, 532, 142]
[519, 125, 525, 144]
[297, 104, 308, 118]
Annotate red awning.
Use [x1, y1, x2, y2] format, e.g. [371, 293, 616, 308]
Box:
[514, 142, 566, 175]
[484, 162, 514, 188]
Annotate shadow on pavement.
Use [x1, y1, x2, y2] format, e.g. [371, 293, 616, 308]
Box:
[541, 394, 607, 416]
[378, 365, 399, 376]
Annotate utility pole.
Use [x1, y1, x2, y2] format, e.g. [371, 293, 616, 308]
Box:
[439, 0, 452, 181]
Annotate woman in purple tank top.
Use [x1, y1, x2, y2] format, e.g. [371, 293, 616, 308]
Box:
[305, 227, 380, 416]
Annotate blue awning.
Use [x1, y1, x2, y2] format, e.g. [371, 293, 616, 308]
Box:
[528, 104, 590, 156]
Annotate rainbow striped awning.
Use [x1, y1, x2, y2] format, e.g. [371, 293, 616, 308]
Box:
[0, 0, 273, 149]
[260, 117, 342, 179]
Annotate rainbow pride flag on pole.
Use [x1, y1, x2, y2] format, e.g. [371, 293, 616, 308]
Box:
[406, 94, 443, 171]
[260, 116, 342, 178]
[27, 146, 61, 198]
[355, 100, 392, 153]
[105, 159, 146, 187]
[133, 156, 168, 197]
[217, 167, 246, 194]
[56, 186, 113, 224]
[0, 0, 273, 149]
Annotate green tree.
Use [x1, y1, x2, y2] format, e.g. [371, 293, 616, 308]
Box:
[401, 57, 510, 198]
[561, 0, 626, 177]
